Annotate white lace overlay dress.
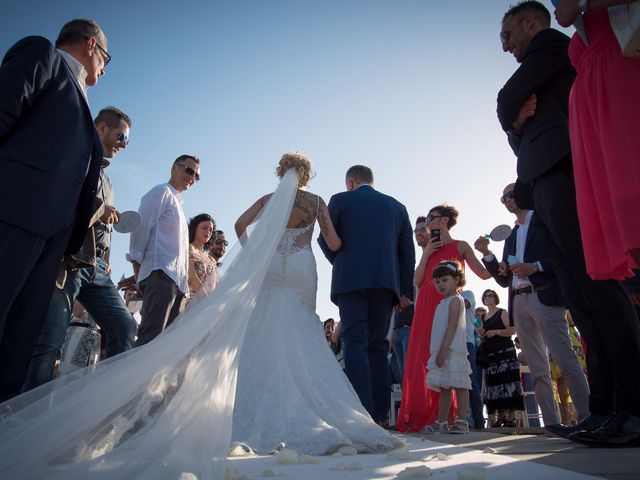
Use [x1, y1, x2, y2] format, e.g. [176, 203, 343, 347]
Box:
[232, 223, 401, 455]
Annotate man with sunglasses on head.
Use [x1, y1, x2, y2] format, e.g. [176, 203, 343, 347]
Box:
[474, 182, 589, 434]
[129, 155, 201, 346]
[0, 19, 110, 401]
[22, 107, 137, 392]
[497, 1, 640, 446]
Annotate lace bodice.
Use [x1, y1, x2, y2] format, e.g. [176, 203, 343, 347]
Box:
[276, 223, 315, 256]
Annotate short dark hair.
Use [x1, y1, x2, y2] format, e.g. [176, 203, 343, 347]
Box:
[502, 1, 551, 27]
[429, 204, 459, 229]
[55, 19, 106, 48]
[482, 289, 501, 305]
[94, 106, 132, 128]
[213, 230, 225, 236]
[323, 318, 335, 327]
[188, 213, 216, 243]
[174, 154, 200, 165]
[432, 260, 466, 287]
[346, 165, 373, 185]
[416, 216, 427, 224]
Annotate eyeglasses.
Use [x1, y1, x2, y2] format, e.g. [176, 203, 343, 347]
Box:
[500, 17, 526, 44]
[176, 163, 200, 181]
[213, 239, 228, 246]
[500, 191, 515, 204]
[89, 38, 111, 66]
[117, 131, 129, 146]
[413, 226, 427, 233]
[426, 214, 442, 223]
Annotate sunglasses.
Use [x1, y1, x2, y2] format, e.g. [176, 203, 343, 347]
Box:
[426, 214, 442, 223]
[213, 239, 228, 246]
[413, 226, 427, 233]
[176, 163, 200, 181]
[117, 131, 129, 146]
[500, 191, 515, 204]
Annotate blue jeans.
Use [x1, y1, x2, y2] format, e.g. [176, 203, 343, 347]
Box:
[392, 326, 411, 383]
[22, 258, 136, 391]
[467, 342, 485, 428]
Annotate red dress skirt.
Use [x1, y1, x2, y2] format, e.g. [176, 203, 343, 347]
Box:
[568, 10, 640, 279]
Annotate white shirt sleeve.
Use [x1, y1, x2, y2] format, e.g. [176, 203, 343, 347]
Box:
[127, 186, 167, 264]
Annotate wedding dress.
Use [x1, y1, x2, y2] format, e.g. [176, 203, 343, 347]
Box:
[0, 169, 399, 480]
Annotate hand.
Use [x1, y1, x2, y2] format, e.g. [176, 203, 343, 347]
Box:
[436, 348, 450, 368]
[474, 236, 491, 256]
[485, 330, 498, 338]
[498, 261, 509, 277]
[106, 263, 112, 275]
[511, 94, 537, 134]
[510, 262, 536, 278]
[100, 205, 120, 225]
[425, 237, 443, 257]
[554, 0, 583, 27]
[476, 327, 486, 338]
[397, 295, 413, 310]
[117, 275, 137, 291]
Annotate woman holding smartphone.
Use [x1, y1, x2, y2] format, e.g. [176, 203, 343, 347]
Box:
[397, 204, 492, 433]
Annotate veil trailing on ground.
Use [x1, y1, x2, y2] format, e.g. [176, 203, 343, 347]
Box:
[0, 169, 299, 479]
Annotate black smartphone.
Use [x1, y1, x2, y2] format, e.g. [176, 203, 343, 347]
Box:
[430, 228, 440, 242]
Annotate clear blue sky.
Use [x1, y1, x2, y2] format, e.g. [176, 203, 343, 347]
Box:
[1, 0, 574, 321]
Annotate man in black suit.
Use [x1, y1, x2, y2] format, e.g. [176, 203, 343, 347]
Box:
[318, 165, 415, 424]
[497, 1, 640, 446]
[0, 19, 108, 401]
[474, 182, 589, 430]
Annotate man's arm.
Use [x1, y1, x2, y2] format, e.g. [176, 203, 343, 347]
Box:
[0, 37, 55, 143]
[397, 205, 416, 299]
[127, 187, 165, 274]
[497, 30, 573, 132]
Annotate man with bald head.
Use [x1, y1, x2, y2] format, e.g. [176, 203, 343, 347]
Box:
[475, 182, 589, 432]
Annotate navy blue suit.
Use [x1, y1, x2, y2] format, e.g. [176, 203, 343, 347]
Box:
[0, 36, 102, 401]
[319, 185, 414, 421]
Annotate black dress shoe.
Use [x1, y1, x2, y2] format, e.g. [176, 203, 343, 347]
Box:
[568, 411, 640, 447]
[545, 413, 608, 438]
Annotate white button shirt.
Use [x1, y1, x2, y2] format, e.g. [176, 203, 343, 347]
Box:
[128, 183, 189, 293]
[512, 210, 534, 290]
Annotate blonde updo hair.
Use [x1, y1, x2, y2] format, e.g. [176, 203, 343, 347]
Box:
[276, 151, 313, 187]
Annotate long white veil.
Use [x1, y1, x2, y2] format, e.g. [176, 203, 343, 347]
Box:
[0, 169, 300, 479]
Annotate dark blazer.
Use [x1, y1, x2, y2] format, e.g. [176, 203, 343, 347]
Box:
[496, 28, 576, 185]
[0, 36, 102, 253]
[482, 214, 565, 326]
[318, 185, 415, 304]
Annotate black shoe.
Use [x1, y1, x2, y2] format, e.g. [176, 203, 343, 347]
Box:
[568, 411, 640, 447]
[545, 413, 608, 439]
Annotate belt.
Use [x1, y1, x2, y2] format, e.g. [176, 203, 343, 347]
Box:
[95, 245, 109, 258]
[513, 284, 549, 296]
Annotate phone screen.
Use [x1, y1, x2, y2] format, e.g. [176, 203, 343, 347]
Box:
[430, 229, 440, 241]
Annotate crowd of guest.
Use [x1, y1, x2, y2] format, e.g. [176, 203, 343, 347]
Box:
[1, 0, 640, 451]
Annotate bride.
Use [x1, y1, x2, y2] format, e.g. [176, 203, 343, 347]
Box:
[0, 152, 400, 479]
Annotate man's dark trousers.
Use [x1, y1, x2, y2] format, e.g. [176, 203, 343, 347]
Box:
[337, 288, 396, 423]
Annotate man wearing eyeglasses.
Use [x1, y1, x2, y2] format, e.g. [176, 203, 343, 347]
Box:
[22, 107, 137, 392]
[208, 230, 228, 266]
[497, 1, 640, 446]
[0, 19, 110, 401]
[128, 155, 201, 346]
[474, 182, 589, 433]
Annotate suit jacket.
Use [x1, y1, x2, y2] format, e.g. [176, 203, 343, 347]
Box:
[318, 185, 415, 304]
[0, 36, 103, 254]
[482, 214, 565, 326]
[497, 28, 576, 185]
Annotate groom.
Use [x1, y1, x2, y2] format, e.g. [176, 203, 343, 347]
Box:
[319, 165, 415, 423]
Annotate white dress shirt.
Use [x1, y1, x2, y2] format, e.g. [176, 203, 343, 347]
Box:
[128, 183, 189, 293]
[57, 49, 88, 104]
[512, 210, 533, 289]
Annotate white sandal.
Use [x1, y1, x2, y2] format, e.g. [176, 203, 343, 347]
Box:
[449, 419, 469, 434]
[422, 420, 448, 434]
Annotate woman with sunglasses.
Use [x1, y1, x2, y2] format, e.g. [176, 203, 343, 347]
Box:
[397, 204, 492, 433]
[477, 289, 523, 428]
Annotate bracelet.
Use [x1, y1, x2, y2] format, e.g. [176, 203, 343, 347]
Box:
[497, 329, 501, 336]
